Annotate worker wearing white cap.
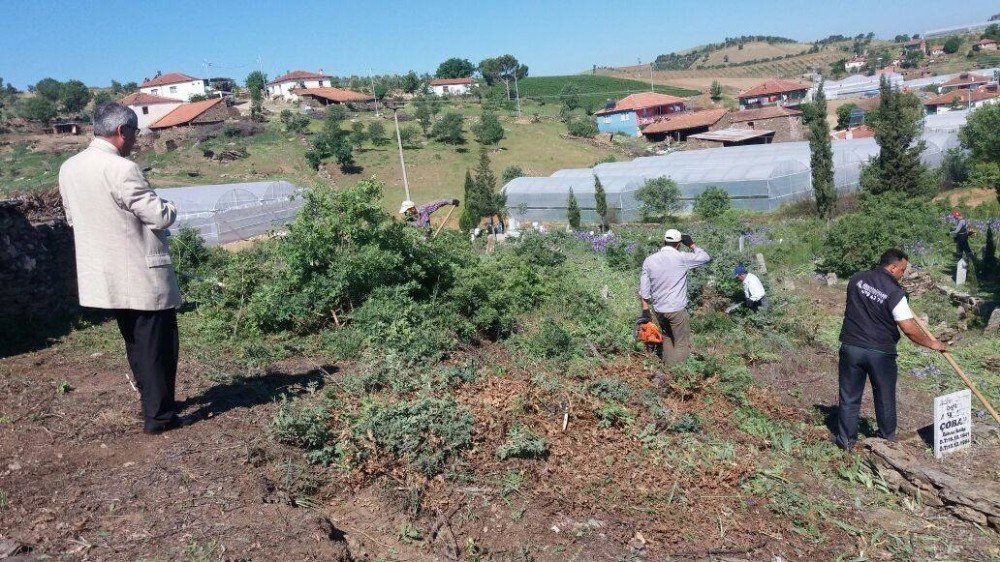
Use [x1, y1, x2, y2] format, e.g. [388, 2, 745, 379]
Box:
[400, 198, 460, 229]
[638, 228, 711, 365]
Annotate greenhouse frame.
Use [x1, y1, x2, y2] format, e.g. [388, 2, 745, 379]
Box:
[504, 120, 962, 226]
[159, 180, 303, 245]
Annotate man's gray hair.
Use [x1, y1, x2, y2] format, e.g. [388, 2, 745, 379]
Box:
[93, 102, 138, 137]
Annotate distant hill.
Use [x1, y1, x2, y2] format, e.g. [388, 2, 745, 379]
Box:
[654, 35, 800, 70]
[517, 75, 699, 112]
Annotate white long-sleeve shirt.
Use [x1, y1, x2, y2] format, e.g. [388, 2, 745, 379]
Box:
[742, 273, 766, 303]
[639, 245, 712, 313]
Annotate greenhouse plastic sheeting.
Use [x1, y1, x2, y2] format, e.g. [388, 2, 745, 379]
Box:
[506, 126, 963, 223]
[159, 180, 303, 245]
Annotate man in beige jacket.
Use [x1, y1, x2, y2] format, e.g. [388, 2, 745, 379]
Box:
[59, 103, 187, 435]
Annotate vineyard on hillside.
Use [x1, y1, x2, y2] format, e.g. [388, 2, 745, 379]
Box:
[517, 75, 700, 112]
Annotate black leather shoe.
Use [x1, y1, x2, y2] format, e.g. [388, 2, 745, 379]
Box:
[142, 413, 197, 435]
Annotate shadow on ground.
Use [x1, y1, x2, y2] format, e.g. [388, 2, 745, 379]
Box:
[813, 404, 878, 440]
[183, 365, 335, 421]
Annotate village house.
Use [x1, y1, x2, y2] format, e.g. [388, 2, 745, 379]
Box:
[267, 70, 333, 102]
[938, 72, 991, 93]
[293, 87, 374, 107]
[714, 105, 805, 143]
[139, 72, 208, 101]
[594, 92, 687, 136]
[51, 122, 86, 135]
[149, 97, 230, 130]
[685, 127, 775, 149]
[429, 77, 477, 96]
[844, 57, 867, 72]
[640, 108, 727, 142]
[121, 92, 184, 130]
[922, 84, 1000, 114]
[737, 79, 811, 110]
[974, 38, 997, 51]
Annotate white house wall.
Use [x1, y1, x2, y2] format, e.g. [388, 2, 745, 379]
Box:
[267, 79, 331, 102]
[130, 102, 183, 130]
[140, 80, 207, 101]
[430, 84, 472, 96]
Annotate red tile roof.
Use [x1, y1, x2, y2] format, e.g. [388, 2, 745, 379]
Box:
[429, 77, 476, 86]
[940, 72, 990, 88]
[923, 87, 1000, 107]
[120, 92, 181, 106]
[738, 79, 812, 99]
[831, 125, 875, 140]
[640, 108, 727, 134]
[728, 105, 802, 122]
[140, 73, 200, 88]
[268, 70, 332, 85]
[594, 92, 687, 115]
[149, 98, 225, 129]
[293, 87, 373, 103]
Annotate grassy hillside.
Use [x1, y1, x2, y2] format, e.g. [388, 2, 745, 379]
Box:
[517, 75, 699, 112]
[701, 41, 813, 66]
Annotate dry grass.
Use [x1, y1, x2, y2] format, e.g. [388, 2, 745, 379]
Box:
[700, 41, 813, 66]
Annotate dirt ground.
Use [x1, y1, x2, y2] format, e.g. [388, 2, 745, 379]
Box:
[1, 279, 997, 561]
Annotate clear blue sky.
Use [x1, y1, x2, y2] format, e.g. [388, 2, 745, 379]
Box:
[0, 0, 996, 88]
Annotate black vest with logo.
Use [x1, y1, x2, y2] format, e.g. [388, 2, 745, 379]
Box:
[839, 268, 906, 354]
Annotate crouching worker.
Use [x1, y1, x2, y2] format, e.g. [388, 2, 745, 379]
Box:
[400, 198, 460, 229]
[734, 265, 768, 312]
[58, 103, 190, 435]
[835, 248, 947, 451]
[639, 229, 711, 365]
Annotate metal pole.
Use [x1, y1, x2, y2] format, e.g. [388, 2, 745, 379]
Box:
[650, 62, 654, 92]
[393, 110, 411, 201]
[369, 68, 380, 117]
[514, 72, 522, 117]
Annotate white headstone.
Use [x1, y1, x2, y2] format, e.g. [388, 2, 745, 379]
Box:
[755, 253, 767, 274]
[738, 235, 745, 252]
[933, 389, 972, 459]
[956, 258, 967, 286]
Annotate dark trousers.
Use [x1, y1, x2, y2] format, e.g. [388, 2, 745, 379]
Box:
[955, 235, 974, 263]
[115, 309, 179, 431]
[747, 296, 770, 312]
[836, 343, 897, 449]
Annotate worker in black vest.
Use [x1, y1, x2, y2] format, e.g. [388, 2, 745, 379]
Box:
[835, 248, 948, 451]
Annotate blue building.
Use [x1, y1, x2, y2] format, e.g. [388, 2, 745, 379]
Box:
[594, 92, 687, 136]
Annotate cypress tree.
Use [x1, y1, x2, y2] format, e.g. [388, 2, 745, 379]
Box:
[983, 225, 998, 279]
[459, 169, 481, 231]
[473, 148, 498, 228]
[567, 188, 581, 229]
[868, 75, 928, 196]
[807, 81, 836, 219]
[594, 174, 608, 230]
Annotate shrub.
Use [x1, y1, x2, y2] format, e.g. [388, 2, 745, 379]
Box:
[431, 112, 465, 144]
[669, 412, 702, 433]
[566, 117, 598, 138]
[693, 187, 732, 219]
[500, 165, 524, 185]
[529, 319, 574, 359]
[595, 402, 634, 428]
[349, 396, 474, 476]
[820, 193, 943, 277]
[635, 177, 682, 221]
[496, 425, 549, 460]
[368, 121, 389, 146]
[279, 109, 310, 133]
[586, 378, 633, 402]
[270, 396, 332, 452]
[169, 227, 213, 293]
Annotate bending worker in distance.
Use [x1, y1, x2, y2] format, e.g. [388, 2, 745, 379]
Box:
[734, 265, 768, 312]
[835, 248, 947, 451]
[58, 103, 191, 436]
[400, 198, 460, 229]
[639, 229, 711, 365]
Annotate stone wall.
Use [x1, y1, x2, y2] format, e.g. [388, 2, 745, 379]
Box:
[712, 113, 805, 142]
[0, 191, 78, 324]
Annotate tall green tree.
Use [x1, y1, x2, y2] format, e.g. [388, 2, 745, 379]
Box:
[866, 75, 929, 196]
[472, 110, 504, 147]
[436, 58, 476, 79]
[593, 175, 608, 230]
[835, 102, 858, 130]
[34, 78, 62, 102]
[246, 71, 267, 122]
[806, 81, 837, 219]
[982, 225, 997, 279]
[958, 103, 1000, 201]
[59, 80, 91, 113]
[473, 147, 503, 228]
[17, 96, 57, 123]
[710, 80, 723, 101]
[566, 188, 581, 229]
[635, 177, 682, 222]
[402, 71, 421, 94]
[459, 169, 482, 231]
[431, 112, 465, 144]
[414, 98, 433, 135]
[305, 111, 354, 171]
[478, 54, 528, 99]
[367, 121, 389, 146]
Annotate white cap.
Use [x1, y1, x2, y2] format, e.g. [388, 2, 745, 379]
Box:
[399, 200, 416, 214]
[663, 228, 682, 243]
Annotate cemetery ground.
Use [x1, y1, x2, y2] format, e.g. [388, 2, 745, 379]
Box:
[1, 188, 998, 560]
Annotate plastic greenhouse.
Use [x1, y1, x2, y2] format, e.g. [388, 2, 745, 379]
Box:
[159, 180, 303, 245]
[504, 123, 963, 224]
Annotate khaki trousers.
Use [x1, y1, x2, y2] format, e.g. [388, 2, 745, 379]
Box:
[656, 309, 691, 365]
